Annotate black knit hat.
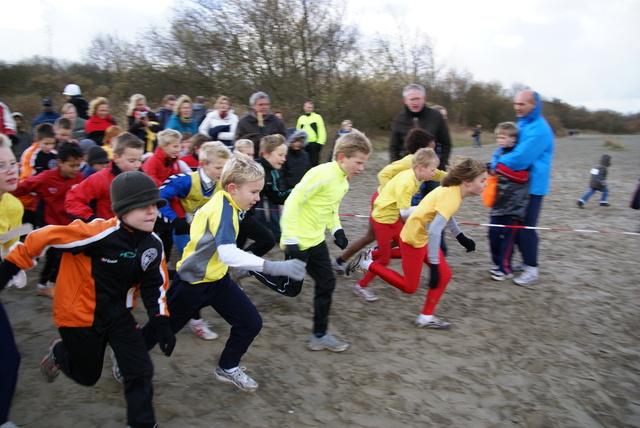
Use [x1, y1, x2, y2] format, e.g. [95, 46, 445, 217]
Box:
[111, 171, 166, 218]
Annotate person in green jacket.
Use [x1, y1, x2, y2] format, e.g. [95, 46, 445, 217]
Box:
[280, 130, 372, 352]
[296, 101, 326, 167]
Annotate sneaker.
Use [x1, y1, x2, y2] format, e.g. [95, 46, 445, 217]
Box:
[214, 366, 258, 392]
[489, 265, 500, 274]
[513, 266, 539, 286]
[414, 317, 452, 329]
[0, 421, 20, 428]
[307, 333, 349, 352]
[599, 202, 610, 207]
[36, 281, 55, 298]
[331, 258, 346, 276]
[229, 267, 251, 288]
[344, 249, 371, 277]
[41, 338, 62, 383]
[491, 271, 514, 281]
[110, 348, 123, 383]
[188, 319, 219, 340]
[577, 199, 585, 208]
[353, 284, 379, 301]
[511, 263, 525, 273]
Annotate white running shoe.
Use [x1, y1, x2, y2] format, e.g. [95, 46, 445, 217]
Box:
[331, 258, 346, 275]
[110, 348, 123, 383]
[214, 366, 258, 392]
[353, 284, 379, 301]
[188, 319, 219, 340]
[513, 266, 539, 286]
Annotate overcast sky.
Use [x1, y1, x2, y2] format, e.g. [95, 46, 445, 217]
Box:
[2, 0, 639, 114]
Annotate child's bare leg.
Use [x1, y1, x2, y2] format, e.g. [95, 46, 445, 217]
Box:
[338, 221, 375, 262]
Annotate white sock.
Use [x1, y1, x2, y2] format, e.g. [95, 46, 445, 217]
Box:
[417, 314, 434, 323]
[361, 259, 372, 270]
[188, 318, 202, 325]
[224, 366, 238, 373]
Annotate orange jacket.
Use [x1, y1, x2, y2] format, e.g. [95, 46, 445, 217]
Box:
[6, 218, 170, 327]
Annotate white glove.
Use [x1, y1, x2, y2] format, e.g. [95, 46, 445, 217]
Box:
[263, 259, 306, 281]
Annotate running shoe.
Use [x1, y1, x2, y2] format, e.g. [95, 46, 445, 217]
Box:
[353, 284, 379, 301]
[214, 366, 258, 392]
[414, 317, 452, 329]
[40, 338, 62, 383]
[187, 319, 219, 340]
[307, 333, 349, 352]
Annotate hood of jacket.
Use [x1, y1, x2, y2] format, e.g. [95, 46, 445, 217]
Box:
[286, 129, 308, 147]
[517, 91, 543, 125]
[599, 154, 611, 167]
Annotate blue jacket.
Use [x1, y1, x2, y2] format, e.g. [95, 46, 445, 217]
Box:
[492, 92, 554, 195]
[165, 114, 199, 134]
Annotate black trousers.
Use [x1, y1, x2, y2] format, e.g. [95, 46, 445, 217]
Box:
[290, 241, 335, 335]
[0, 301, 20, 424]
[237, 212, 276, 257]
[305, 141, 323, 167]
[56, 313, 156, 428]
[143, 274, 263, 370]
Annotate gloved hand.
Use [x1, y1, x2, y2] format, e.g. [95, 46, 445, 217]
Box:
[149, 316, 176, 357]
[456, 233, 475, 252]
[263, 259, 307, 281]
[285, 244, 306, 261]
[172, 217, 190, 235]
[0, 260, 21, 292]
[333, 229, 348, 250]
[428, 264, 440, 289]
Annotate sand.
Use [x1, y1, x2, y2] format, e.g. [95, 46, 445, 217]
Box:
[3, 134, 640, 427]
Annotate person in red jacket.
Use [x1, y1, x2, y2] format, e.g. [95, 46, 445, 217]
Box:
[13, 142, 84, 298]
[65, 133, 144, 222]
[85, 97, 116, 145]
[142, 128, 190, 260]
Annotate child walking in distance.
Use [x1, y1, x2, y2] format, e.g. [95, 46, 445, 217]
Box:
[0, 171, 176, 428]
[281, 130, 372, 352]
[141, 154, 306, 392]
[358, 157, 486, 329]
[487, 122, 530, 281]
[349, 148, 442, 301]
[577, 154, 612, 208]
[0, 136, 24, 428]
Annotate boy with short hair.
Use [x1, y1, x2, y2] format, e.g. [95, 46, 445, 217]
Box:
[348, 148, 444, 301]
[254, 134, 290, 242]
[53, 117, 75, 148]
[281, 130, 372, 352]
[141, 154, 306, 392]
[65, 132, 144, 222]
[17, 123, 58, 227]
[12, 142, 85, 297]
[233, 138, 255, 157]
[487, 122, 530, 281]
[180, 132, 212, 171]
[0, 171, 175, 428]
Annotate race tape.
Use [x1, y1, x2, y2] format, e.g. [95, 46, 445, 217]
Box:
[254, 207, 640, 236]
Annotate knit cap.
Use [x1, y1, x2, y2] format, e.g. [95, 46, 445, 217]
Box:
[87, 146, 109, 164]
[111, 171, 166, 218]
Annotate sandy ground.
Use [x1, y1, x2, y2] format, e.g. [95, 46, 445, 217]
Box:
[3, 134, 640, 428]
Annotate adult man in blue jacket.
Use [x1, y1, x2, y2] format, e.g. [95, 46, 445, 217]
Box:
[492, 90, 554, 286]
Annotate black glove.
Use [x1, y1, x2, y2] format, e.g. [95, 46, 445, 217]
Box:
[333, 229, 348, 250]
[285, 244, 306, 261]
[150, 316, 176, 356]
[172, 217, 190, 235]
[428, 264, 440, 289]
[0, 260, 21, 292]
[456, 233, 475, 252]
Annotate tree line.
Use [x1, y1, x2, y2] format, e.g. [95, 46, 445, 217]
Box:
[1, 0, 638, 136]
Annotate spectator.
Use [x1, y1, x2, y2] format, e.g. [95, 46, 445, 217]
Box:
[296, 101, 326, 167]
[127, 94, 162, 153]
[85, 97, 116, 145]
[165, 95, 199, 135]
[235, 91, 285, 157]
[155, 94, 177, 129]
[281, 129, 310, 190]
[61, 103, 86, 140]
[199, 95, 239, 147]
[62, 84, 88, 119]
[389, 83, 451, 170]
[10, 112, 31, 160]
[191, 96, 208, 125]
[31, 98, 61, 131]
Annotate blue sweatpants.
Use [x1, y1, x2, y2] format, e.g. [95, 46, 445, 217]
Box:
[516, 195, 543, 267]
